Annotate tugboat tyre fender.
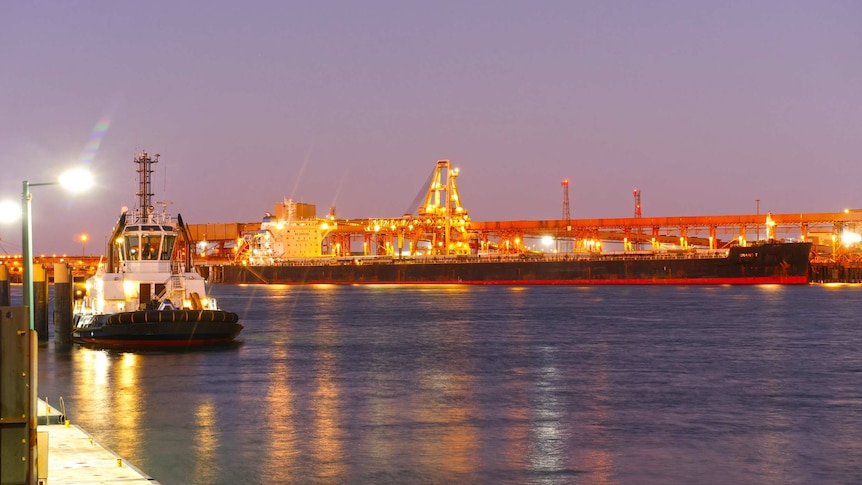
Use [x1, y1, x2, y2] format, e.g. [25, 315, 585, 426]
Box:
[107, 310, 239, 325]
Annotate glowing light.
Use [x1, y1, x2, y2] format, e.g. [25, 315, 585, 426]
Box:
[840, 230, 861, 246]
[542, 235, 554, 246]
[123, 280, 136, 299]
[0, 200, 20, 223]
[59, 168, 95, 193]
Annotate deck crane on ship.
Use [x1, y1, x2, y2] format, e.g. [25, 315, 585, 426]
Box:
[416, 159, 471, 255]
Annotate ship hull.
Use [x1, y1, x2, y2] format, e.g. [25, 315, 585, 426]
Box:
[72, 311, 243, 349]
[218, 242, 812, 285]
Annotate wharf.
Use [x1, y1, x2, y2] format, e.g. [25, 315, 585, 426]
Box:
[37, 400, 158, 484]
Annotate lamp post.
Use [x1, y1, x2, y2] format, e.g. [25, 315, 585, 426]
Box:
[81, 233, 88, 256]
[23, 180, 49, 330]
[22, 168, 93, 330]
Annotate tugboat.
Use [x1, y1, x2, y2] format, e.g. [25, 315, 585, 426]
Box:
[72, 151, 242, 348]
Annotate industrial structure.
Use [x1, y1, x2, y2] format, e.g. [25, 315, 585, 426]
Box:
[4, 159, 860, 282]
[177, 159, 862, 271]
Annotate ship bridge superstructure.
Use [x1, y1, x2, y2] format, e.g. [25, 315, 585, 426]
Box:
[236, 198, 337, 264]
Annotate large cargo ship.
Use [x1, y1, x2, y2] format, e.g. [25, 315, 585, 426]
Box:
[201, 160, 817, 286]
[214, 241, 812, 285]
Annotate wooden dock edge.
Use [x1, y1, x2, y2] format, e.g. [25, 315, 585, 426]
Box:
[38, 399, 159, 485]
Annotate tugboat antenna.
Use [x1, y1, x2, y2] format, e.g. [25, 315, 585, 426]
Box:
[157, 200, 174, 217]
[134, 151, 159, 222]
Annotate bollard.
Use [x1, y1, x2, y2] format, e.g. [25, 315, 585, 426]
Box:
[0, 263, 9, 306]
[53, 263, 73, 345]
[34, 264, 49, 340]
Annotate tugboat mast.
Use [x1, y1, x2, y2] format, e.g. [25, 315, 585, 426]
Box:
[134, 151, 159, 223]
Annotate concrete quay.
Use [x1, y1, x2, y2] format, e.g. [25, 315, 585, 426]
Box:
[37, 400, 158, 485]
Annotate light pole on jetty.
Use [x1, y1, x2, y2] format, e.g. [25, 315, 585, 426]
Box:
[22, 168, 94, 330]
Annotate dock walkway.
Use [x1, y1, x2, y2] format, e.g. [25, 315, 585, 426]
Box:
[38, 400, 158, 484]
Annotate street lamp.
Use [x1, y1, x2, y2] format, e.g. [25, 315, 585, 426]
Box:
[81, 233, 88, 256]
[22, 167, 93, 330]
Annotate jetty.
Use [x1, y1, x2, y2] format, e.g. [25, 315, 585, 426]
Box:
[37, 399, 158, 485]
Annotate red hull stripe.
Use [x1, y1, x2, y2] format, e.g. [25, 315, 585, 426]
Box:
[462, 276, 810, 285]
[73, 338, 236, 348]
[293, 276, 810, 285]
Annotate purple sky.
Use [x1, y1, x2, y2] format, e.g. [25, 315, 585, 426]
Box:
[1, 1, 860, 254]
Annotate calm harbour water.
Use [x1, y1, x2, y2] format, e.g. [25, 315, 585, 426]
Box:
[32, 284, 862, 484]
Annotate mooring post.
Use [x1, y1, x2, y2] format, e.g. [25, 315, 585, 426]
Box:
[53, 263, 73, 345]
[0, 263, 9, 306]
[34, 263, 49, 340]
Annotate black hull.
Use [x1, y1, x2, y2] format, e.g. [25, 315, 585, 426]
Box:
[217, 242, 812, 285]
[72, 310, 243, 349]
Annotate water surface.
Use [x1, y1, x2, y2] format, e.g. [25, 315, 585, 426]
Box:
[35, 284, 862, 484]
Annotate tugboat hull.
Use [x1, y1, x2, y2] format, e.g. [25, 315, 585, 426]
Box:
[72, 311, 243, 348]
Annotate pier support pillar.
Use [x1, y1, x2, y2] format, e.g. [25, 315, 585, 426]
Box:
[0, 306, 38, 485]
[53, 263, 73, 345]
[34, 264, 49, 341]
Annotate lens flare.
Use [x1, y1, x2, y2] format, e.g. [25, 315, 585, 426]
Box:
[79, 115, 112, 163]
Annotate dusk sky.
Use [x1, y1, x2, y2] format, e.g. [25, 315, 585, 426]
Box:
[1, 1, 860, 255]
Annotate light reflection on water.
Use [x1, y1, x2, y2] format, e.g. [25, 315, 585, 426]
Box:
[33, 284, 862, 484]
[65, 349, 143, 467]
[261, 343, 297, 484]
[192, 398, 220, 483]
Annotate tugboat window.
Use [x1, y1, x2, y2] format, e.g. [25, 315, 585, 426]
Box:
[162, 235, 177, 260]
[141, 234, 162, 260]
[126, 235, 139, 260]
